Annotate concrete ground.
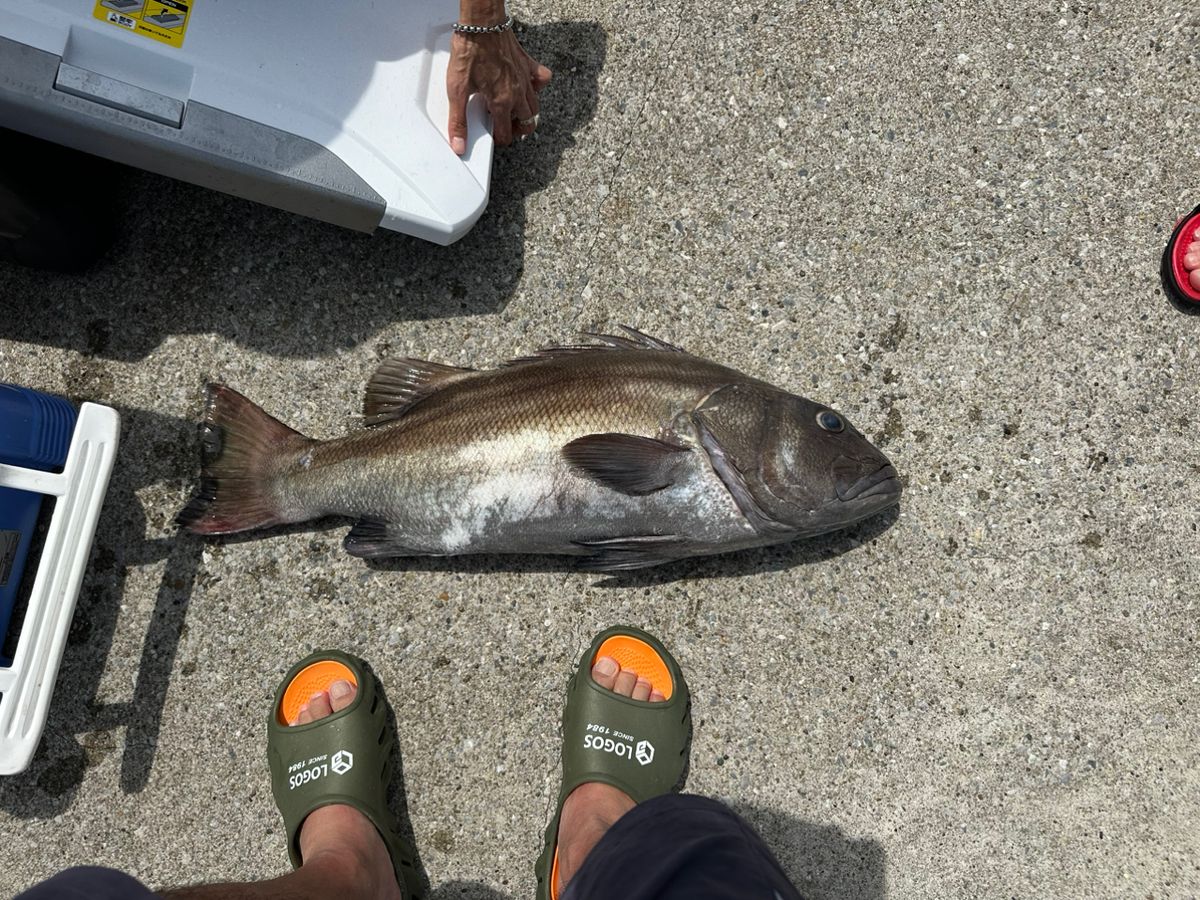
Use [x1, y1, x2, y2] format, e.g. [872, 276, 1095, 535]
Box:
[2, 1, 1198, 896]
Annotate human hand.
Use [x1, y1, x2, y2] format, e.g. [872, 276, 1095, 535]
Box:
[447, 2, 553, 153]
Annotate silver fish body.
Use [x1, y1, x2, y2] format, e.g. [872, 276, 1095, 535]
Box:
[178, 329, 901, 570]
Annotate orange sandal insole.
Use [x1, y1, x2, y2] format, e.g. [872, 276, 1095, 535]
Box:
[278, 660, 358, 725]
[592, 634, 673, 700]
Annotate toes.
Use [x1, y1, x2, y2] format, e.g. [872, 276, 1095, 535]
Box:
[1184, 244, 1200, 270]
[328, 679, 357, 713]
[613, 668, 638, 697]
[1191, 268, 1200, 291]
[592, 655, 668, 702]
[306, 690, 334, 720]
[591, 656, 619, 690]
[294, 703, 313, 726]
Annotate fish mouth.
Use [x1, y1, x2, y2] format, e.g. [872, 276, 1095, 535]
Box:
[836, 463, 901, 502]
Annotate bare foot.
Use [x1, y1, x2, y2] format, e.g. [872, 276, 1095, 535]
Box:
[160, 678, 403, 900]
[553, 656, 667, 896]
[1184, 238, 1200, 292]
[291, 681, 403, 900]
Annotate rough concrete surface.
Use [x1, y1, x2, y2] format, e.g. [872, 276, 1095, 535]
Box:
[1, 1, 1198, 897]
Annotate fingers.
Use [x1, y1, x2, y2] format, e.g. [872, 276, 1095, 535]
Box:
[510, 89, 538, 139]
[532, 62, 553, 92]
[447, 76, 470, 155]
[490, 99, 515, 146]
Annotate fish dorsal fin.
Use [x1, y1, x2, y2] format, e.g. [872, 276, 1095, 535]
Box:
[363, 358, 476, 426]
[502, 325, 686, 367]
[584, 325, 685, 353]
[562, 432, 692, 495]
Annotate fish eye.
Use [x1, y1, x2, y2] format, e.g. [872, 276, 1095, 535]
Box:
[816, 410, 844, 433]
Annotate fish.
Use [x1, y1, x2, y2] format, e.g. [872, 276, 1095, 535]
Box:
[176, 327, 901, 571]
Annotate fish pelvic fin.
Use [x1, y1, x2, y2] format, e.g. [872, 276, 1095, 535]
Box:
[176, 384, 314, 535]
[574, 535, 690, 571]
[363, 358, 477, 426]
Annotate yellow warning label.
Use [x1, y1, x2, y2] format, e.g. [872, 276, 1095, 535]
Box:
[94, 0, 192, 48]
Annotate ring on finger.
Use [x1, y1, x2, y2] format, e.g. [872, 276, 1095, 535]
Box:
[514, 114, 539, 127]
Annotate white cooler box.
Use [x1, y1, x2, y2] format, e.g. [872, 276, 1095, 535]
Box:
[0, 0, 494, 244]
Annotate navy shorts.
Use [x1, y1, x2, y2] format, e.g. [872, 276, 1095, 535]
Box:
[563, 794, 801, 900]
[18, 795, 799, 900]
[15, 866, 157, 899]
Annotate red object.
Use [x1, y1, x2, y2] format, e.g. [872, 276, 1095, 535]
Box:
[1162, 203, 1200, 310]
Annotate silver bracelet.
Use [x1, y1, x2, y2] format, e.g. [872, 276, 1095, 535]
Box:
[453, 14, 513, 34]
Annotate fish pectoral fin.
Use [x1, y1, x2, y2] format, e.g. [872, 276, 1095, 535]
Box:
[562, 433, 691, 496]
[343, 519, 423, 558]
[363, 358, 477, 426]
[573, 535, 689, 571]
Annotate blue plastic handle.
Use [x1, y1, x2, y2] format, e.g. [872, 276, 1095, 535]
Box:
[0, 385, 78, 663]
[0, 384, 77, 471]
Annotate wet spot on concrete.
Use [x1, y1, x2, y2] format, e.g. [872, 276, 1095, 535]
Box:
[37, 750, 86, 797]
[877, 405, 904, 445]
[82, 730, 116, 769]
[880, 316, 908, 352]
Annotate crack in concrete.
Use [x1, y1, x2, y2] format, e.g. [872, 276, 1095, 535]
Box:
[575, 0, 690, 311]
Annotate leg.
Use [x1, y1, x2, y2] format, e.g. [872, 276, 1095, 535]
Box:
[544, 631, 801, 900]
[553, 653, 663, 892]
[160, 680, 401, 900]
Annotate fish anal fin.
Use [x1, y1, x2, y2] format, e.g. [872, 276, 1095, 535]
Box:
[343, 519, 423, 558]
[562, 433, 691, 496]
[363, 358, 476, 427]
[574, 535, 689, 571]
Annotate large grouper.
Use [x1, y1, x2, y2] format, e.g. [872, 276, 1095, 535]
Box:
[177, 328, 901, 570]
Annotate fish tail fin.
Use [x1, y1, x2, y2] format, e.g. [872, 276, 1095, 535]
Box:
[177, 383, 314, 535]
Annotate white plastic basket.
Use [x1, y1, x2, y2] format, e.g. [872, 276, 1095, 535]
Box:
[0, 402, 120, 775]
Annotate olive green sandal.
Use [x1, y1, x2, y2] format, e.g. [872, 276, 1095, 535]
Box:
[267, 650, 423, 899]
[534, 626, 692, 900]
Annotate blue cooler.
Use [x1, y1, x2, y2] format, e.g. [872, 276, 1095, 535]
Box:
[0, 385, 77, 662]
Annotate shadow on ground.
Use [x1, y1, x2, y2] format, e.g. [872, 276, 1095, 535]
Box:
[735, 803, 886, 900]
[428, 886, 513, 900]
[0, 20, 606, 360]
[0, 405, 202, 817]
[354, 505, 901, 586]
[187, 507, 899, 585]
